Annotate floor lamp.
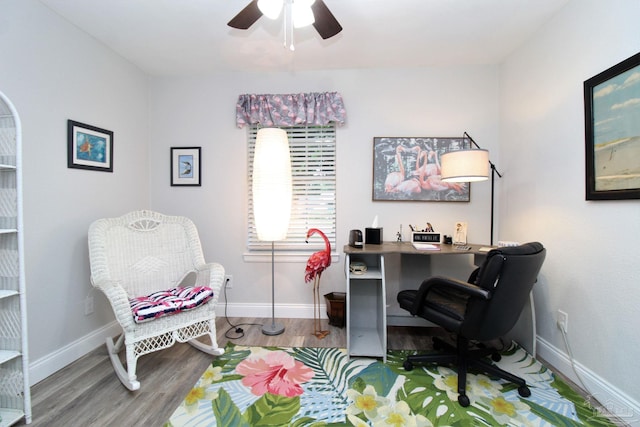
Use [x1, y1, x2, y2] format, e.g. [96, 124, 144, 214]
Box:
[440, 132, 503, 246]
[252, 127, 292, 336]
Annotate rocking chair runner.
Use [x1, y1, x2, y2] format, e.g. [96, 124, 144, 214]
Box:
[88, 210, 225, 391]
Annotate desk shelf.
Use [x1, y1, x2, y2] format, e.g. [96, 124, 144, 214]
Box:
[347, 327, 386, 358]
[348, 268, 382, 280]
[346, 253, 387, 362]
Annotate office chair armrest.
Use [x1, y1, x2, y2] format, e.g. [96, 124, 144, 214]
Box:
[411, 276, 490, 315]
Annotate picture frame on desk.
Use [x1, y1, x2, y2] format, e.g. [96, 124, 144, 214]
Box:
[453, 221, 468, 245]
[372, 137, 470, 202]
[584, 51, 640, 200]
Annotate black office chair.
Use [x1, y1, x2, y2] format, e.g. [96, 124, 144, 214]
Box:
[397, 242, 546, 407]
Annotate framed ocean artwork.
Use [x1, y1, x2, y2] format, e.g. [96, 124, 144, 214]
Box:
[584, 52, 640, 200]
[67, 120, 113, 172]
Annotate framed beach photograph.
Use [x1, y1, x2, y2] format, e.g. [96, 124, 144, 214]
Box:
[171, 147, 201, 186]
[584, 51, 640, 200]
[372, 137, 470, 201]
[67, 120, 113, 172]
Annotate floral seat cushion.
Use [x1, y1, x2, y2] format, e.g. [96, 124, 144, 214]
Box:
[129, 286, 214, 324]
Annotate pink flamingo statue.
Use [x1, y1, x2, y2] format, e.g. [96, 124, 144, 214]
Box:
[305, 228, 332, 339]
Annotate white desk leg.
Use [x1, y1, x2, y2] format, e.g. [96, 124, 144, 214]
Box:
[504, 292, 536, 355]
[529, 292, 536, 355]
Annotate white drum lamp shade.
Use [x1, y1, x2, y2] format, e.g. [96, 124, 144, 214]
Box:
[440, 149, 490, 183]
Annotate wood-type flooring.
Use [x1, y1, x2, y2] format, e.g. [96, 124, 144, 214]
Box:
[18, 317, 607, 426]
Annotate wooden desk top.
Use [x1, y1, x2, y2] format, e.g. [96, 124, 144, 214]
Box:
[343, 241, 492, 256]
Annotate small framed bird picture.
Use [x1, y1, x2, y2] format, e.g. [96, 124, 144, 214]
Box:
[67, 120, 114, 172]
[171, 146, 201, 187]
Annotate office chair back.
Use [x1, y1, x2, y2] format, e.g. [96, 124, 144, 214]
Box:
[462, 242, 546, 341]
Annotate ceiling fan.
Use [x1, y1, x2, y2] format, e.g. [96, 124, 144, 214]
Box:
[228, 0, 343, 40]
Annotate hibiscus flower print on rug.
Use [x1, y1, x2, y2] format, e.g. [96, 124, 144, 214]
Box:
[235, 348, 314, 398]
[165, 343, 617, 426]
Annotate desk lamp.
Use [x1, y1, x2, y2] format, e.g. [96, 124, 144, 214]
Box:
[252, 128, 292, 335]
[440, 132, 503, 245]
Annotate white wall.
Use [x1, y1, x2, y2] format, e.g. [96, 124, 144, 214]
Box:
[0, 0, 150, 381]
[3, 0, 639, 420]
[147, 66, 499, 314]
[500, 0, 640, 420]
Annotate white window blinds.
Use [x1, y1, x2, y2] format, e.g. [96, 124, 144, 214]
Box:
[247, 124, 337, 252]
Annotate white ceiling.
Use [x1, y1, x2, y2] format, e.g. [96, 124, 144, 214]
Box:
[38, 0, 569, 76]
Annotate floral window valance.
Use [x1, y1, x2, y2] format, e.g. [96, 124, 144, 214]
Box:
[236, 92, 347, 128]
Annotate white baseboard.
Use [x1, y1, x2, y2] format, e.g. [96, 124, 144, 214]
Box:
[29, 321, 121, 386]
[216, 302, 327, 319]
[537, 336, 640, 426]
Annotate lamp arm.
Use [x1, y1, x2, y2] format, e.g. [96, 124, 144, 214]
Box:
[490, 161, 503, 178]
[463, 131, 503, 177]
[463, 131, 482, 150]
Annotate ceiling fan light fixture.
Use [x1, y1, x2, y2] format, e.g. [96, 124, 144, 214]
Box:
[229, 0, 342, 41]
[292, 0, 316, 28]
[258, 0, 283, 20]
[293, 5, 315, 28]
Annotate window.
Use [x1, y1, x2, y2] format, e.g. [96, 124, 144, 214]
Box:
[247, 124, 336, 254]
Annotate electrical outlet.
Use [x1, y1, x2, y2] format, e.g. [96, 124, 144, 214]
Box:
[225, 275, 233, 289]
[557, 309, 568, 333]
[84, 296, 94, 315]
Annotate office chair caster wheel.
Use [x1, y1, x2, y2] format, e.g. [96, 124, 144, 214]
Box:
[518, 385, 531, 398]
[458, 394, 470, 407]
[403, 360, 414, 371]
[491, 352, 501, 362]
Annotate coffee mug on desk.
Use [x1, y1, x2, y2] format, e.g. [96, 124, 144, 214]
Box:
[349, 229, 363, 248]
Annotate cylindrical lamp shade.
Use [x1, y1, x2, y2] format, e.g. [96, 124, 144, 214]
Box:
[293, 1, 316, 28]
[257, 0, 283, 19]
[252, 128, 292, 241]
[440, 149, 490, 182]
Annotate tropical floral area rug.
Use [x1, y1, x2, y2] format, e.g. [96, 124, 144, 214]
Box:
[165, 342, 615, 427]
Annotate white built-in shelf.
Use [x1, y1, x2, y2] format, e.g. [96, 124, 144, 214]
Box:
[0, 409, 26, 427]
[0, 350, 21, 365]
[0, 91, 30, 425]
[0, 290, 19, 300]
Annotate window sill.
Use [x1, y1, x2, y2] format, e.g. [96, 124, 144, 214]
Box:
[243, 251, 341, 264]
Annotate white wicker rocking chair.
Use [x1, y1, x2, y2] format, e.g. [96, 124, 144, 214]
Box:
[88, 210, 225, 391]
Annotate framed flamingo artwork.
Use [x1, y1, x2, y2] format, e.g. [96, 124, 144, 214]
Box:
[372, 137, 470, 202]
[67, 120, 113, 172]
[171, 146, 201, 186]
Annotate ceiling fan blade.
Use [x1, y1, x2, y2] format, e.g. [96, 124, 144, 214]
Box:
[228, 0, 263, 30]
[311, 0, 342, 39]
